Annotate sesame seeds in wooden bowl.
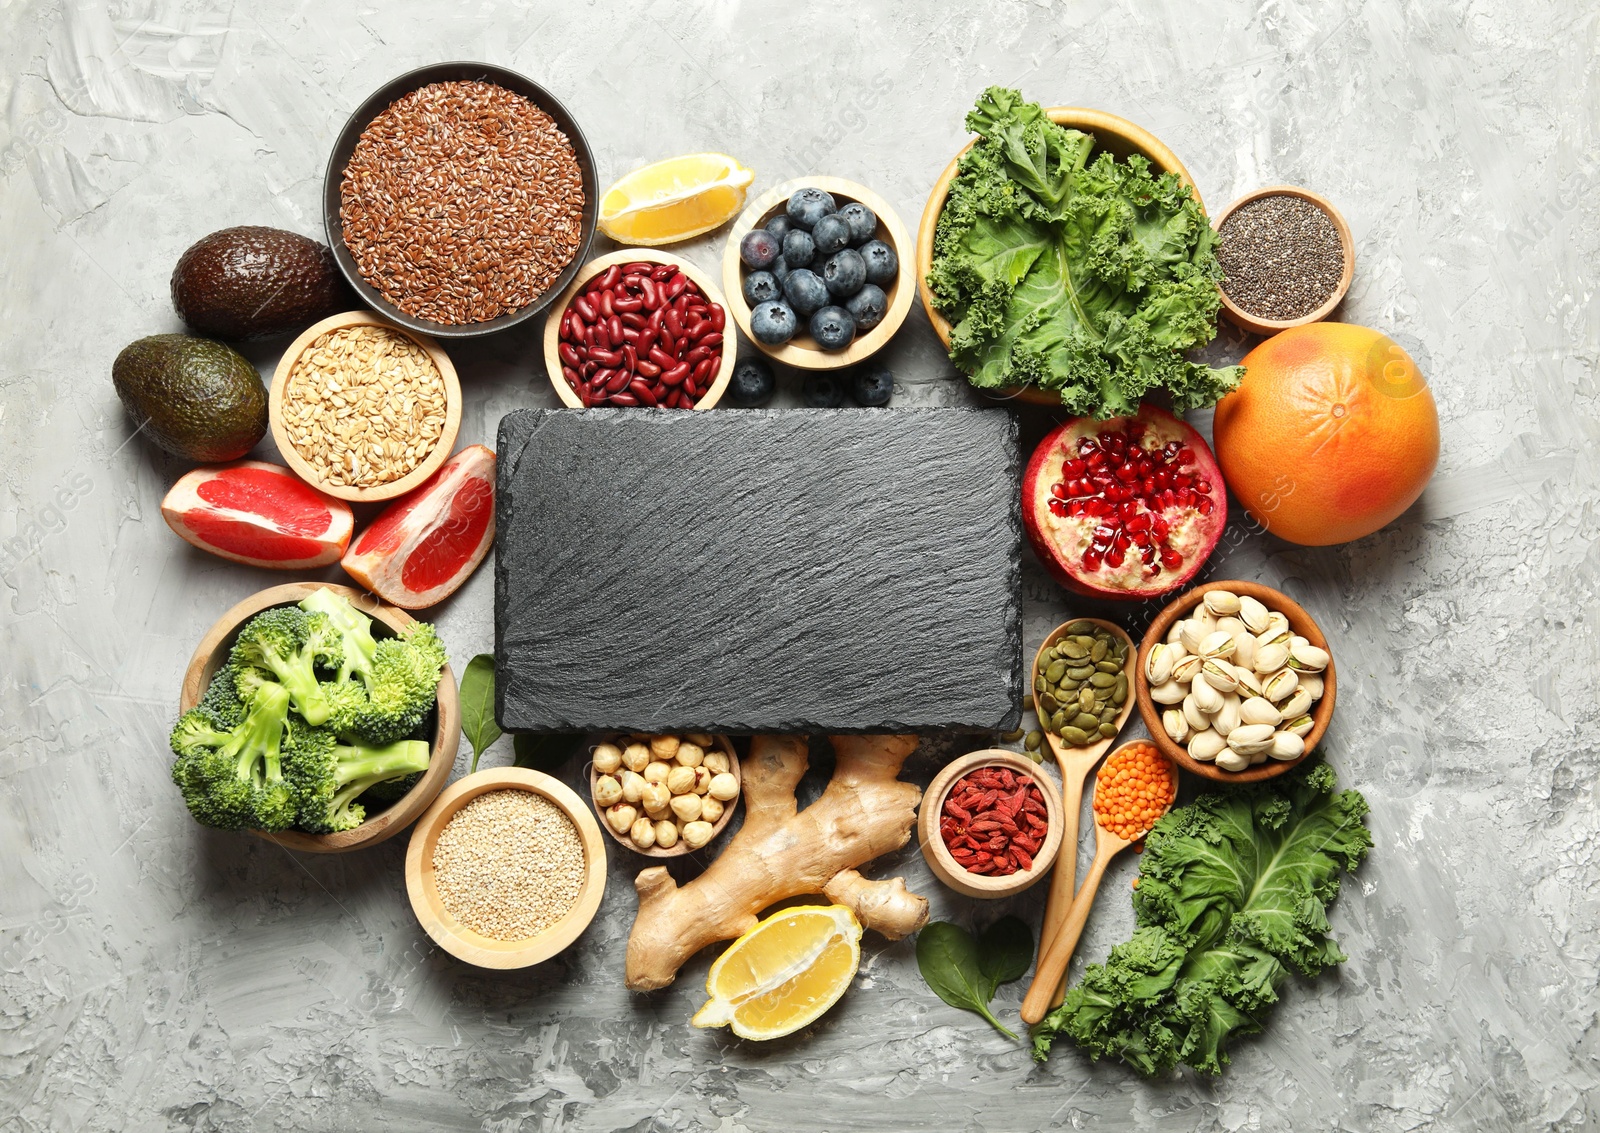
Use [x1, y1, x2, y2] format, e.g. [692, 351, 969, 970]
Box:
[404, 767, 607, 969]
[269, 311, 462, 503]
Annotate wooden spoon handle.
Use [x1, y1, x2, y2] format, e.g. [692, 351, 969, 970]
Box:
[1020, 838, 1118, 1026]
[1035, 767, 1085, 996]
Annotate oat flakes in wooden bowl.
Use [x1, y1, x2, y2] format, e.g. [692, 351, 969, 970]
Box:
[269, 311, 462, 503]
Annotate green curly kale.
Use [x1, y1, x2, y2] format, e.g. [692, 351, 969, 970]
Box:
[928, 87, 1243, 417]
[1032, 760, 1372, 1075]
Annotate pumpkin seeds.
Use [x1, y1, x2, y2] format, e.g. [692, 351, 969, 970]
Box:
[1034, 623, 1129, 749]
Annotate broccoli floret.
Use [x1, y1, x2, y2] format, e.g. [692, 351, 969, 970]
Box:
[325, 623, 448, 744]
[197, 665, 246, 729]
[169, 677, 297, 831]
[229, 606, 340, 726]
[283, 721, 431, 833]
[360, 772, 422, 805]
[299, 588, 379, 690]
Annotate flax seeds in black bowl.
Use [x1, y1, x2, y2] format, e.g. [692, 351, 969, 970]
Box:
[1215, 187, 1352, 333]
[325, 63, 597, 339]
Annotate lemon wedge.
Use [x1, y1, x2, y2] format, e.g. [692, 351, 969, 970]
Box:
[597, 153, 754, 245]
[691, 904, 862, 1040]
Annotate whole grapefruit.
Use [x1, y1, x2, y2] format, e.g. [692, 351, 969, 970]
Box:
[1212, 323, 1438, 546]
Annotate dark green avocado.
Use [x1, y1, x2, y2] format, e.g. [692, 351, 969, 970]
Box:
[171, 226, 353, 339]
[112, 334, 267, 462]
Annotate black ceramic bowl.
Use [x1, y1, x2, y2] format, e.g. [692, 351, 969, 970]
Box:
[322, 61, 598, 340]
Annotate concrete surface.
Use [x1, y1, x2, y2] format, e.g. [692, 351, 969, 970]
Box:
[2, 1, 1597, 1130]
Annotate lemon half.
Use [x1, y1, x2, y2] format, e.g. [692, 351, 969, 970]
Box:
[597, 153, 754, 246]
[691, 904, 862, 1040]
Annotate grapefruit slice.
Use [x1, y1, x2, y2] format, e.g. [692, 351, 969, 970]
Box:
[342, 445, 496, 609]
[162, 461, 352, 569]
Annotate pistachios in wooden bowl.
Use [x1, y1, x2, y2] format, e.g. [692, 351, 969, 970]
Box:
[1134, 581, 1336, 783]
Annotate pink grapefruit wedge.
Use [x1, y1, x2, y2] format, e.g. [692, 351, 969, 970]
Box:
[341, 445, 496, 609]
[162, 460, 353, 569]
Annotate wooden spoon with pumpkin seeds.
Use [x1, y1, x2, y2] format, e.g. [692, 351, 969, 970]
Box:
[1030, 618, 1137, 1009]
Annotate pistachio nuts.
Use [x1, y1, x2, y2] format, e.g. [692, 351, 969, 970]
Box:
[1152, 589, 1331, 772]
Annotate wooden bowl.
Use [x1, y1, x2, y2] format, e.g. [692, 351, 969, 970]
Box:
[915, 108, 1202, 405]
[918, 750, 1064, 899]
[721, 176, 915, 370]
[178, 581, 459, 852]
[1213, 185, 1355, 337]
[269, 310, 462, 503]
[404, 767, 607, 969]
[322, 61, 598, 341]
[1134, 580, 1337, 784]
[542, 249, 737, 410]
[588, 734, 740, 857]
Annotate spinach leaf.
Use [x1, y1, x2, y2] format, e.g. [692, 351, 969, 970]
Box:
[458, 654, 501, 773]
[513, 732, 583, 773]
[977, 916, 1034, 999]
[916, 917, 1035, 1040]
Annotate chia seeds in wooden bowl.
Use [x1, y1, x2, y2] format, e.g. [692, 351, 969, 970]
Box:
[1214, 186, 1354, 336]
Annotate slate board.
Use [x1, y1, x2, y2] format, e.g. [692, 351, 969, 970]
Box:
[494, 408, 1021, 733]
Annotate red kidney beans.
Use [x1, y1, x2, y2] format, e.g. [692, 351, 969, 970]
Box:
[557, 262, 724, 408]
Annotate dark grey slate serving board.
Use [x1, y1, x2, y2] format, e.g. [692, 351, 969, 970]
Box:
[494, 408, 1021, 733]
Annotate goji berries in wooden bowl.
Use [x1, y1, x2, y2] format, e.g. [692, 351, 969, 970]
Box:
[542, 249, 736, 410]
[918, 750, 1064, 899]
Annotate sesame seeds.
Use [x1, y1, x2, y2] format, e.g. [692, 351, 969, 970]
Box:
[431, 789, 586, 941]
[339, 80, 586, 326]
[1217, 194, 1346, 321]
[281, 324, 446, 488]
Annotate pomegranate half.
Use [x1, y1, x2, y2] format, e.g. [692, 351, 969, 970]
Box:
[162, 460, 353, 570]
[1022, 405, 1226, 600]
[342, 444, 496, 609]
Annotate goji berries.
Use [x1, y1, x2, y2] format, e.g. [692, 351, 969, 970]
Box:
[939, 765, 1048, 876]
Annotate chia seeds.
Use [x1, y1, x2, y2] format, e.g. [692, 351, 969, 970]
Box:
[1217, 194, 1345, 321]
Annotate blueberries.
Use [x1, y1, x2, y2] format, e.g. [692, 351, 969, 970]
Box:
[844, 283, 887, 330]
[848, 362, 894, 407]
[782, 269, 830, 317]
[801, 373, 845, 408]
[837, 202, 877, 244]
[739, 230, 781, 270]
[811, 213, 851, 255]
[749, 301, 797, 345]
[763, 214, 793, 242]
[859, 240, 899, 286]
[727, 358, 776, 407]
[809, 305, 856, 351]
[786, 187, 836, 230]
[821, 248, 866, 298]
[770, 256, 792, 286]
[743, 270, 781, 305]
[781, 229, 815, 269]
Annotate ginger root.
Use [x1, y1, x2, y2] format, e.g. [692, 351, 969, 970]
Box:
[625, 733, 929, 991]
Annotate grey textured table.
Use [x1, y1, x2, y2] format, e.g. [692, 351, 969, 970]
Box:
[2, 2, 1595, 1130]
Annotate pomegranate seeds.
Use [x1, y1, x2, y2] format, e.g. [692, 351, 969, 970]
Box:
[939, 766, 1049, 876]
[1023, 405, 1228, 600]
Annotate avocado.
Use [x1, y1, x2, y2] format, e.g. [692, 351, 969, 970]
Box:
[112, 335, 267, 462]
[171, 226, 353, 339]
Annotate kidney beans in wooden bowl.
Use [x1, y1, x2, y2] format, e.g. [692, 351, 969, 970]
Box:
[542, 249, 737, 410]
